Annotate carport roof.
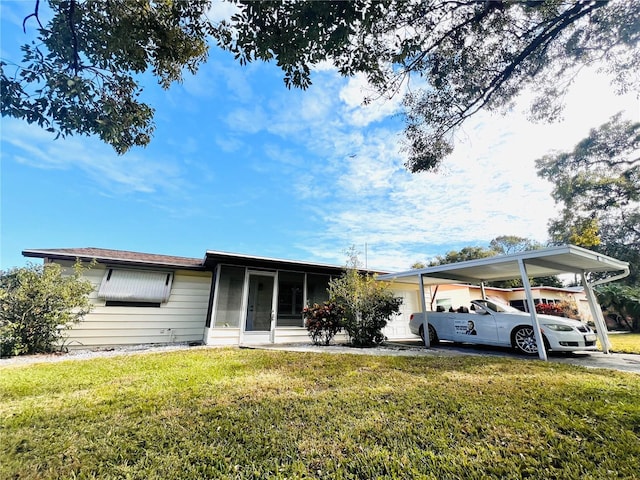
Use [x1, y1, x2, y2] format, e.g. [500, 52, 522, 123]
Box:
[378, 245, 630, 285]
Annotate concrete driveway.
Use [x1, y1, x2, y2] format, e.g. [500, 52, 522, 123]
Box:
[410, 341, 640, 374]
[259, 340, 640, 374]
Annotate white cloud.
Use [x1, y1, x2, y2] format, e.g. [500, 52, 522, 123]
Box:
[2, 119, 186, 196]
[207, 1, 240, 23]
[225, 106, 268, 133]
[281, 67, 638, 271]
[339, 73, 405, 127]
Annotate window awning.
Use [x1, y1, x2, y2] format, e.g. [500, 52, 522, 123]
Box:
[98, 269, 173, 303]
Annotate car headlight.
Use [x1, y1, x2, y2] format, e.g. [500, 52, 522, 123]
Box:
[543, 324, 574, 332]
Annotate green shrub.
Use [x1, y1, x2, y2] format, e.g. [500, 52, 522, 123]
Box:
[0, 262, 93, 357]
[329, 248, 402, 347]
[303, 301, 344, 345]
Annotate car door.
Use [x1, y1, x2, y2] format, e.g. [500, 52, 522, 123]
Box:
[453, 305, 499, 345]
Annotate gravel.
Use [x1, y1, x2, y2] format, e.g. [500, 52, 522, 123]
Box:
[0, 340, 450, 367]
[0, 343, 201, 367]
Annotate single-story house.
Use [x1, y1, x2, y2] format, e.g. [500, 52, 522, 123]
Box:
[22, 247, 422, 348]
[21, 247, 598, 349]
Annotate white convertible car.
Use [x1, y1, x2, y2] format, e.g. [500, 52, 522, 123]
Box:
[409, 299, 598, 354]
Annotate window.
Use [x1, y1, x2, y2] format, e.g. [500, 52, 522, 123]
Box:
[306, 274, 330, 305]
[98, 269, 173, 306]
[213, 266, 245, 328]
[435, 298, 452, 311]
[510, 300, 528, 312]
[105, 300, 161, 308]
[277, 271, 305, 327]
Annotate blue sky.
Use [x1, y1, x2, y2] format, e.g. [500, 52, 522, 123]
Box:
[1, 1, 637, 272]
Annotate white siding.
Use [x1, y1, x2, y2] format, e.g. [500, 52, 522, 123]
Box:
[57, 261, 211, 348]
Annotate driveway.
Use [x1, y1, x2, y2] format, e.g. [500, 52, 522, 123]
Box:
[258, 340, 640, 374]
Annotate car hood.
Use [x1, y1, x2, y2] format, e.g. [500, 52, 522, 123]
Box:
[517, 312, 586, 327]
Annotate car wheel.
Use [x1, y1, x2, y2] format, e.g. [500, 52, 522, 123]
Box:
[512, 326, 539, 355]
[419, 324, 439, 345]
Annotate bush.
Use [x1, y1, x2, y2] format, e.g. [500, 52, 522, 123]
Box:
[303, 302, 344, 345]
[0, 262, 94, 357]
[535, 303, 565, 316]
[328, 248, 402, 347]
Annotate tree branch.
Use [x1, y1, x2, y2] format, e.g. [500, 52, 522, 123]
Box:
[68, 0, 80, 75]
[435, 1, 607, 139]
[23, 0, 43, 32]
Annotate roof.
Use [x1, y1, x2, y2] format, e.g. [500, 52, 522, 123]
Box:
[21, 247, 377, 275]
[22, 247, 206, 270]
[378, 245, 630, 285]
[204, 249, 385, 275]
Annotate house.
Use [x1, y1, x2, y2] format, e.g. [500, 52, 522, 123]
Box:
[22, 247, 421, 348]
[427, 283, 592, 323]
[22, 247, 593, 349]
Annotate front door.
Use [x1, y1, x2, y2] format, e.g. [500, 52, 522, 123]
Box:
[244, 272, 276, 342]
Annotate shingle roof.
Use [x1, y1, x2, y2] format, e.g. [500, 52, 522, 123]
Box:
[22, 247, 205, 269]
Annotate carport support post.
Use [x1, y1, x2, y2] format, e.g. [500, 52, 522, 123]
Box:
[518, 259, 548, 361]
[418, 273, 430, 348]
[581, 271, 611, 354]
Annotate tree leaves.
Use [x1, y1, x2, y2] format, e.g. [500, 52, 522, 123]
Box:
[1, 0, 213, 154]
[537, 113, 640, 284]
[3, 1, 638, 163]
[214, 0, 639, 171]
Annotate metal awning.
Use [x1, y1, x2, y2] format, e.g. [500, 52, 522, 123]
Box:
[378, 245, 630, 360]
[98, 269, 174, 303]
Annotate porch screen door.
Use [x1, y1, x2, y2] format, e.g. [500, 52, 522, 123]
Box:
[245, 273, 275, 332]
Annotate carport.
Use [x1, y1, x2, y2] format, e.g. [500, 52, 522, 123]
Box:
[378, 245, 630, 360]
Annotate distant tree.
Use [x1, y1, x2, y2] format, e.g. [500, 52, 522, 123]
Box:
[0, 262, 93, 357]
[536, 113, 640, 285]
[411, 262, 427, 269]
[329, 248, 402, 347]
[216, 1, 640, 171]
[426, 238, 562, 288]
[428, 246, 496, 266]
[595, 284, 640, 333]
[489, 236, 543, 255]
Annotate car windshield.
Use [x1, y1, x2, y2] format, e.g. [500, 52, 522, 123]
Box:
[473, 299, 522, 313]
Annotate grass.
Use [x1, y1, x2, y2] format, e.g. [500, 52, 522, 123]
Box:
[608, 333, 640, 354]
[1, 348, 639, 479]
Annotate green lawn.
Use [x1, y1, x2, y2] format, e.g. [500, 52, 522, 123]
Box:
[608, 333, 640, 354]
[2, 348, 639, 479]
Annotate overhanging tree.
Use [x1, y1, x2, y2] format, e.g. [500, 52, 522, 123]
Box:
[1, 0, 214, 154]
[536, 113, 640, 285]
[2, 1, 638, 166]
[215, 0, 639, 171]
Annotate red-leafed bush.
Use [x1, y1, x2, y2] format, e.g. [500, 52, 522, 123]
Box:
[535, 303, 565, 317]
[303, 302, 344, 345]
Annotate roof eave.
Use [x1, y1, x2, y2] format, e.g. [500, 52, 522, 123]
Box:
[22, 249, 207, 271]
